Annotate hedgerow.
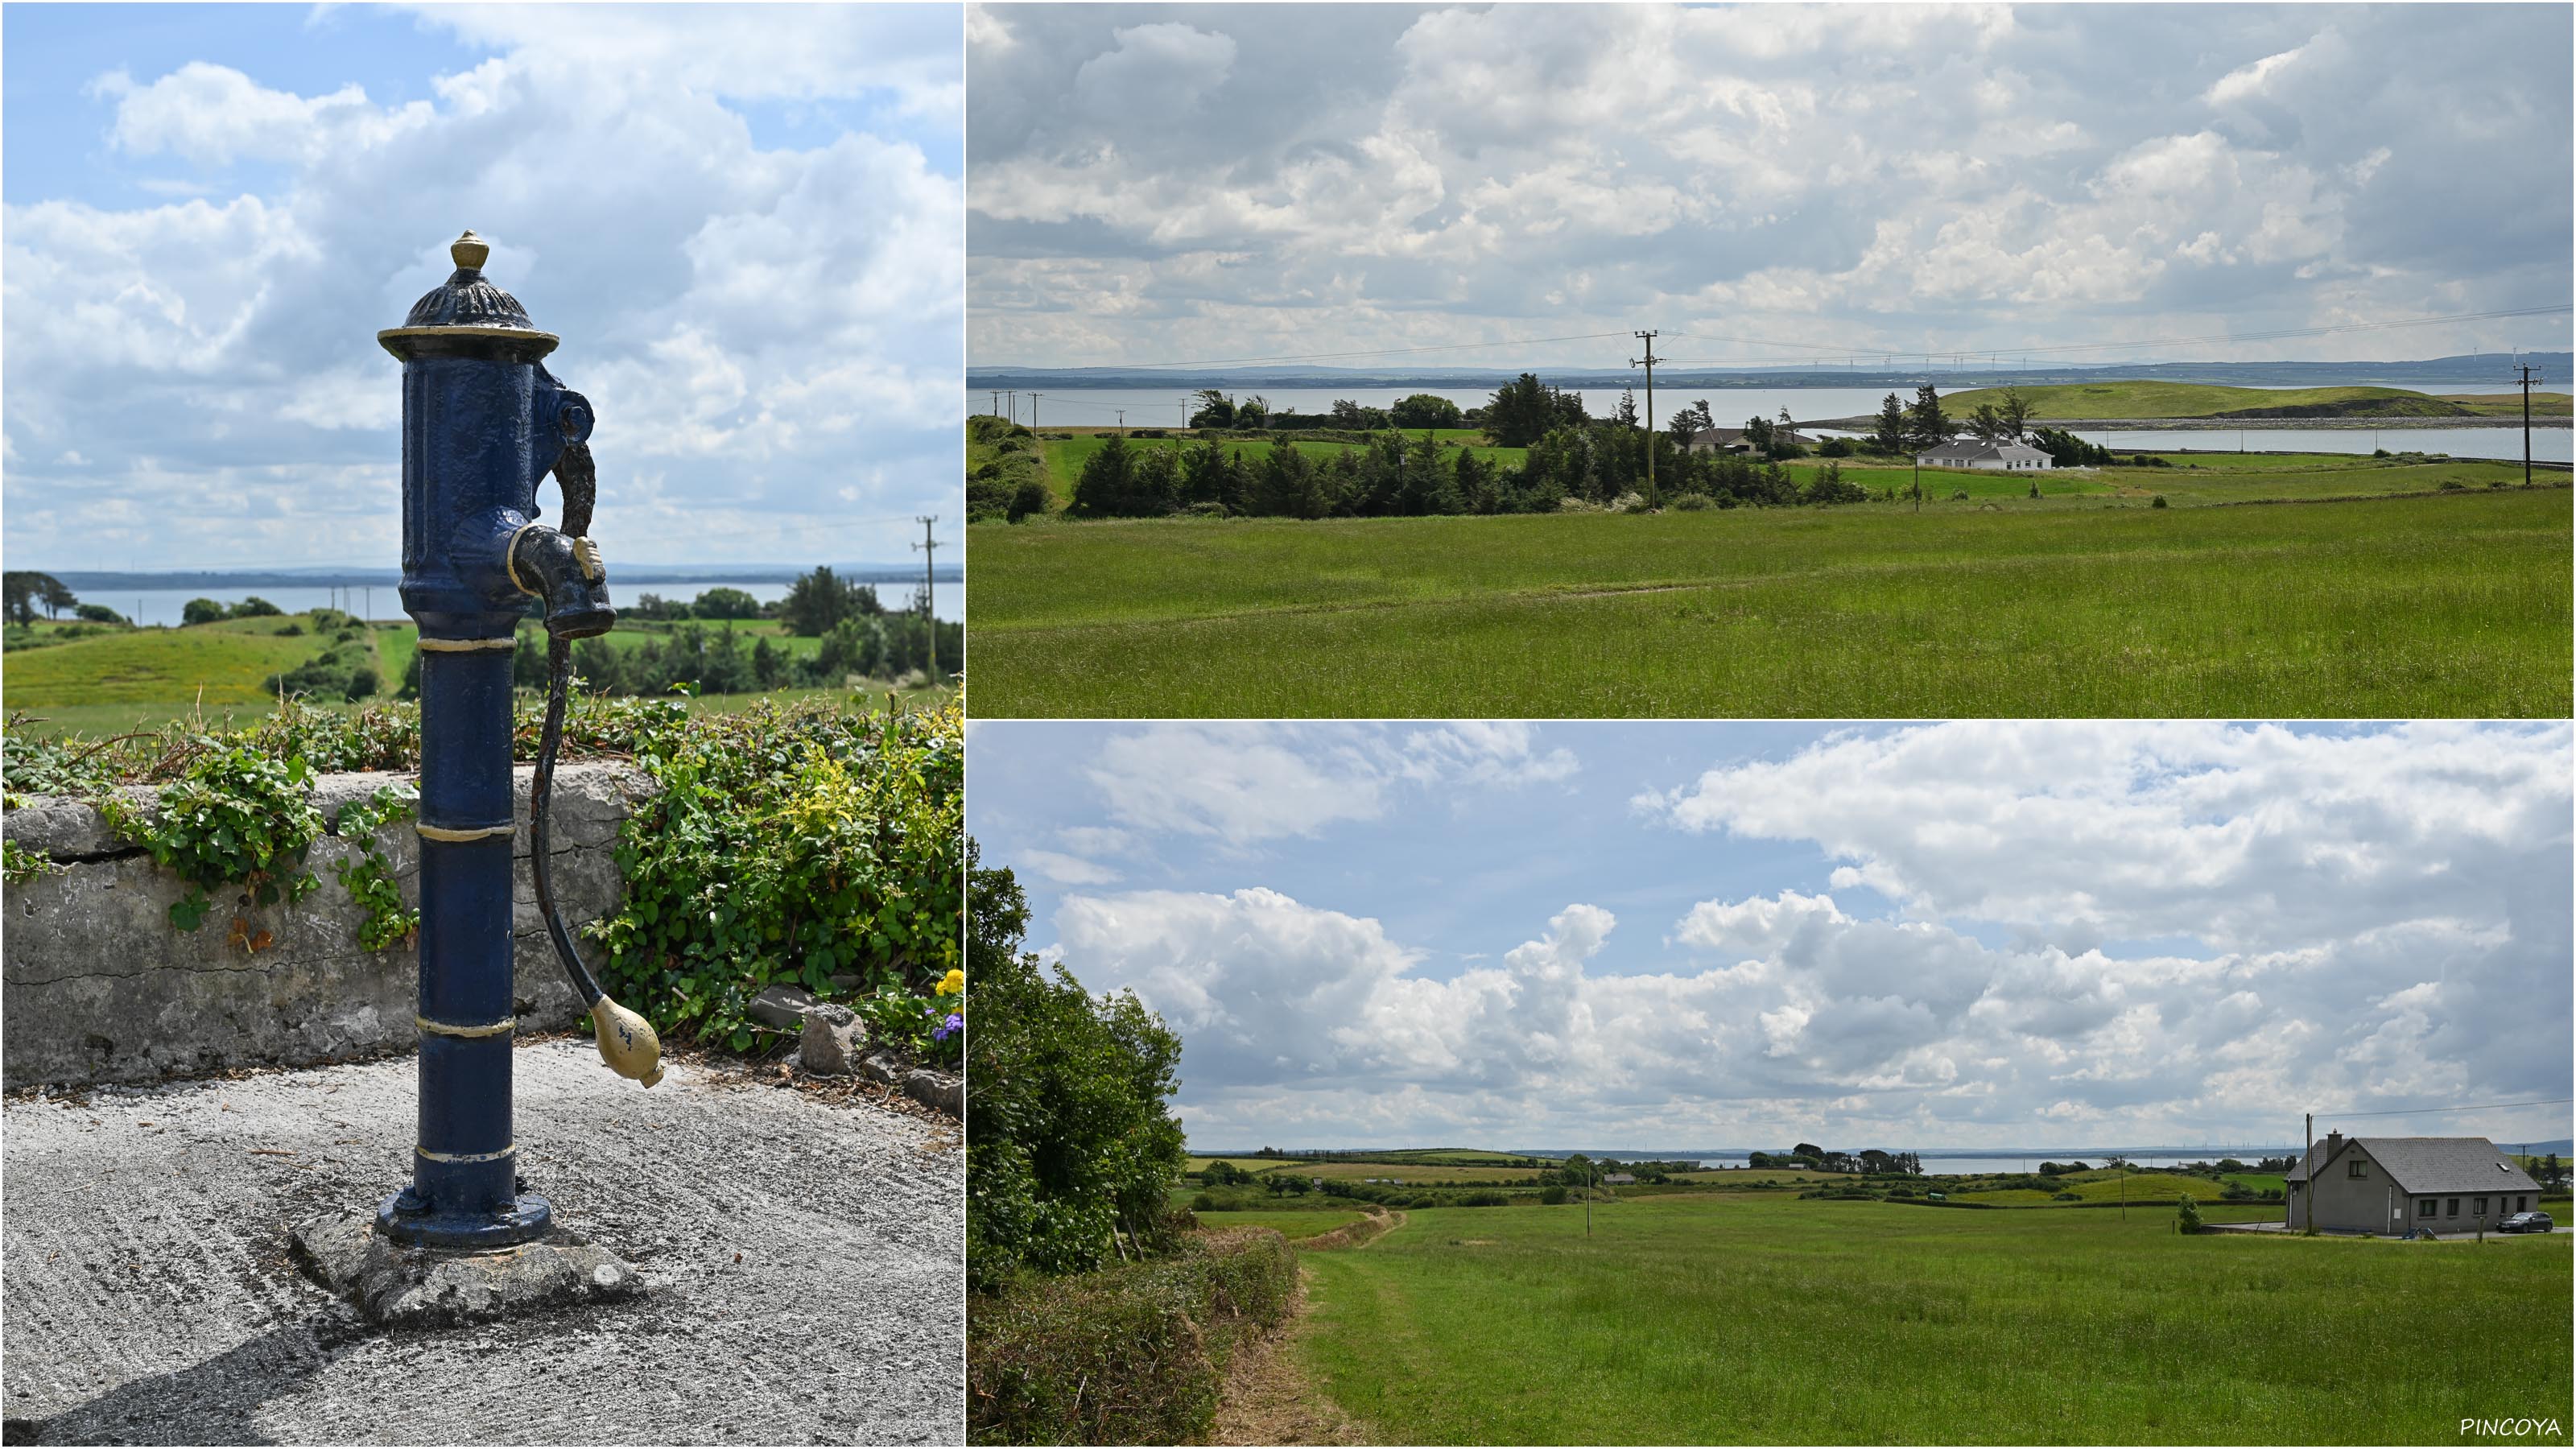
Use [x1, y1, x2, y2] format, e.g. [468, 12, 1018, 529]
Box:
[968, 1229, 1295, 1446]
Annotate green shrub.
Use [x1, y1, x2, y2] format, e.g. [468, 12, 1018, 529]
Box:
[2178, 1194, 2204, 1232]
[966, 846, 1187, 1290]
[968, 1229, 1295, 1445]
[1541, 1185, 1570, 1205]
[591, 695, 963, 1055]
[101, 745, 324, 931]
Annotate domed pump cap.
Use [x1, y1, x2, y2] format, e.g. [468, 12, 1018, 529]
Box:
[378, 229, 559, 361]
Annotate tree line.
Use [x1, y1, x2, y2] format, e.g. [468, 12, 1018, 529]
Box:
[1065, 419, 1868, 520]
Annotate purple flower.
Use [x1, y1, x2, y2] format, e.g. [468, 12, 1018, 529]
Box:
[931, 1012, 963, 1043]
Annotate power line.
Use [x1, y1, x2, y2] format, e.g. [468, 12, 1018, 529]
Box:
[2318, 1096, 2573, 1121]
[1095, 329, 1638, 371]
[1655, 303, 2574, 368]
[1003, 304, 2569, 376]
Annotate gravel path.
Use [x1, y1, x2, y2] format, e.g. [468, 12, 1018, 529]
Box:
[2, 1040, 962, 1445]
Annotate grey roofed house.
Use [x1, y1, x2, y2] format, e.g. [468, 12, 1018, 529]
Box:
[2283, 1133, 2543, 1235]
[1686, 427, 1818, 454]
[1916, 440, 2053, 470]
[1602, 1172, 1638, 1185]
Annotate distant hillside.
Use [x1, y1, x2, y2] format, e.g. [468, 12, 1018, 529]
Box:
[1934, 381, 2572, 422]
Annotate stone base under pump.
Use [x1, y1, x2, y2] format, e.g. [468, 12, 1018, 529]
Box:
[290, 1211, 642, 1327]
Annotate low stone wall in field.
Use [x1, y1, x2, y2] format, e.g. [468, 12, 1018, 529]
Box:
[2, 764, 649, 1089]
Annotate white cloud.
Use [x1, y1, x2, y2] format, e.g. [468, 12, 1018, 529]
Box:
[970, 4, 2572, 366]
[1085, 720, 1579, 847]
[3, 7, 961, 570]
[1037, 722, 2568, 1149]
[2205, 43, 2311, 106]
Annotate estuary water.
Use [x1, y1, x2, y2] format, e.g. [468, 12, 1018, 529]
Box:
[969, 383, 2571, 464]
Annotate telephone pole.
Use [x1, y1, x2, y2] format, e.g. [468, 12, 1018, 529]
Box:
[1114, 408, 1125, 435]
[913, 516, 943, 681]
[989, 390, 1000, 418]
[2303, 1112, 2314, 1234]
[1630, 329, 1660, 494]
[1179, 394, 1192, 428]
[1005, 390, 1017, 424]
[1027, 393, 1042, 430]
[2515, 363, 2543, 488]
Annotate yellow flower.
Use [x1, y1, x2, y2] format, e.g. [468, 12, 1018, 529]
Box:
[937, 968, 965, 997]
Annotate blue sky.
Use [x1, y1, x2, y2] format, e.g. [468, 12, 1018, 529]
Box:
[968, 2, 2574, 369]
[969, 720, 2574, 1152]
[2, 3, 963, 572]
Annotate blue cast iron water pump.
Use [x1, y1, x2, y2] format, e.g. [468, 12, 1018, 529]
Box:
[376, 230, 663, 1250]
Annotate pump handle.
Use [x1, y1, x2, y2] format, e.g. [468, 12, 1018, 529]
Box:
[551, 438, 597, 542]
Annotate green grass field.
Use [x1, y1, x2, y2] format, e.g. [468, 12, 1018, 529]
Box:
[969, 482, 2572, 717]
[3, 615, 343, 711]
[1293, 1193, 2573, 1444]
[1196, 1208, 1373, 1241]
[6, 612, 949, 739]
[1932, 381, 2573, 420]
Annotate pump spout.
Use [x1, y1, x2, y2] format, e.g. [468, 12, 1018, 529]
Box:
[510, 525, 614, 639]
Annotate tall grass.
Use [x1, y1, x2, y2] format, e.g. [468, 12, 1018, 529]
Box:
[969, 1228, 1298, 1445]
[1296, 1194, 2573, 1445]
[971, 488, 2570, 717]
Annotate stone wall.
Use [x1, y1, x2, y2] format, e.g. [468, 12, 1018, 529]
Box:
[2, 764, 650, 1089]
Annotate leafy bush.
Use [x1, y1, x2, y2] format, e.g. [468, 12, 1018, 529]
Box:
[590, 694, 962, 1054]
[967, 845, 1187, 1290]
[329, 785, 419, 951]
[102, 745, 324, 931]
[2177, 1194, 2204, 1232]
[2151, 494, 2169, 508]
[968, 1229, 1295, 1446]
[1541, 1185, 1570, 1205]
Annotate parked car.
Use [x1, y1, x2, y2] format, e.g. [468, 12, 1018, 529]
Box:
[2500, 1211, 2554, 1234]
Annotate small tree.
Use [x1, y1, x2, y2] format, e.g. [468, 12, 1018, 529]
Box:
[1389, 393, 1464, 430]
[181, 597, 228, 626]
[2177, 1193, 2203, 1233]
[1905, 384, 1953, 452]
[691, 586, 762, 620]
[1870, 393, 1908, 455]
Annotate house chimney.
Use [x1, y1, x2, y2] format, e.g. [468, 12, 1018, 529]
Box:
[2325, 1130, 2343, 1160]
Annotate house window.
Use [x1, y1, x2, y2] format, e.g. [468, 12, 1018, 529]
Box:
[2418, 1199, 2437, 1216]
[2518, 1195, 2529, 1212]
[2347, 1158, 2368, 1178]
[2475, 1196, 2487, 1216]
[2447, 1198, 2460, 1216]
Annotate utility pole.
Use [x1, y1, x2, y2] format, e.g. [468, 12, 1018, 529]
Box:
[2303, 1112, 2314, 1234]
[1114, 408, 1125, 435]
[1630, 329, 1660, 495]
[989, 390, 1000, 418]
[913, 516, 943, 681]
[1913, 451, 1922, 514]
[2515, 362, 2542, 487]
[1005, 389, 1017, 424]
[1028, 393, 1042, 430]
[1179, 394, 1191, 428]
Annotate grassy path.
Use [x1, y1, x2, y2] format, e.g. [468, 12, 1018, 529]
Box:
[1289, 1195, 2573, 1444]
[972, 487, 2570, 717]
